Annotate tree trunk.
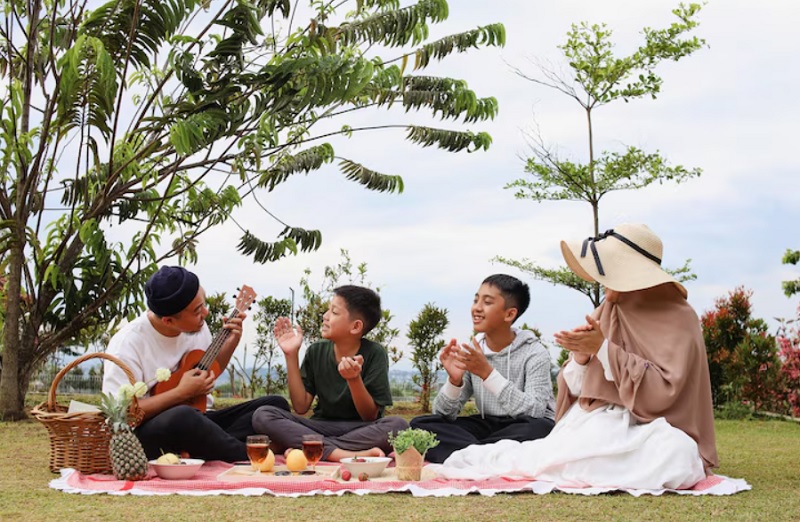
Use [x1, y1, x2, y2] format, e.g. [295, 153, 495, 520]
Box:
[0, 317, 38, 420]
[0, 339, 26, 420]
[0, 243, 27, 419]
[586, 106, 602, 308]
[420, 382, 431, 413]
[0, 245, 42, 420]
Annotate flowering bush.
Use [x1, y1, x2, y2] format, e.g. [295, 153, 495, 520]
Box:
[701, 287, 781, 410]
[776, 305, 800, 417]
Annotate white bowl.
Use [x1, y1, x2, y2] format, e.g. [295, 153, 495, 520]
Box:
[149, 458, 204, 480]
[340, 456, 391, 478]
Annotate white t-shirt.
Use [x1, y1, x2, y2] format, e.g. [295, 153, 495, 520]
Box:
[102, 313, 213, 397]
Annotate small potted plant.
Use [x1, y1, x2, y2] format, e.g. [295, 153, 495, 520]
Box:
[388, 428, 439, 481]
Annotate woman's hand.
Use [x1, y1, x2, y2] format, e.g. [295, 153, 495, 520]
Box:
[554, 315, 605, 361]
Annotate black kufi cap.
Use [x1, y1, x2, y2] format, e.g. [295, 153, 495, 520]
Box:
[145, 266, 200, 317]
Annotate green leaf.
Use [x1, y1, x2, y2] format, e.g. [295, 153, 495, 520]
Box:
[338, 159, 404, 193]
[237, 227, 322, 263]
[413, 23, 505, 69]
[337, 0, 449, 48]
[56, 35, 118, 138]
[257, 144, 335, 191]
[82, 0, 200, 69]
[406, 125, 492, 152]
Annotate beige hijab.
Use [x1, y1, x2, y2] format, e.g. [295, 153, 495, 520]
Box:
[556, 283, 719, 471]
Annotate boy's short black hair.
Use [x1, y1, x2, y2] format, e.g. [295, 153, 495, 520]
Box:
[482, 274, 530, 323]
[333, 285, 382, 335]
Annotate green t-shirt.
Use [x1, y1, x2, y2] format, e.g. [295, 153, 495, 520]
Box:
[300, 338, 393, 420]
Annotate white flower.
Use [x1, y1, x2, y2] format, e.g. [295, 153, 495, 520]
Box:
[117, 384, 135, 401]
[155, 368, 171, 382]
[112, 368, 171, 407]
[132, 381, 148, 398]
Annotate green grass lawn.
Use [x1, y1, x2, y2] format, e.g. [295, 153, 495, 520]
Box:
[1, 402, 798, 522]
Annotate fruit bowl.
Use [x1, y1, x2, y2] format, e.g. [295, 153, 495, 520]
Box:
[149, 458, 205, 480]
[340, 456, 391, 478]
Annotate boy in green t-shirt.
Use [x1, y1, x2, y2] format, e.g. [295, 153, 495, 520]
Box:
[252, 285, 408, 462]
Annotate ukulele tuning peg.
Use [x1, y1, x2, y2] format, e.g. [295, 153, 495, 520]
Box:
[236, 286, 241, 291]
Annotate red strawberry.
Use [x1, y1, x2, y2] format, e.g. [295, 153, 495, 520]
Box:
[341, 469, 352, 481]
[358, 472, 369, 481]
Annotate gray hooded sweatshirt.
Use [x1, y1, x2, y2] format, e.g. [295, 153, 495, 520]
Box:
[432, 328, 556, 421]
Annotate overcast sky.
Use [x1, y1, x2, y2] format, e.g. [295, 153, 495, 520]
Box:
[186, 0, 800, 369]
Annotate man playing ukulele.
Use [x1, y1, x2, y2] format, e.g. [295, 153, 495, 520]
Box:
[102, 266, 289, 462]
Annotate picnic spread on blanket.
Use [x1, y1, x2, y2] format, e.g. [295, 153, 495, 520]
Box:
[38, 252, 756, 500]
[49, 457, 751, 498]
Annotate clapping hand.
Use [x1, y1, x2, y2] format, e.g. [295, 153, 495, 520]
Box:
[554, 315, 605, 365]
[458, 338, 493, 380]
[440, 338, 466, 386]
[338, 355, 364, 381]
[274, 316, 303, 355]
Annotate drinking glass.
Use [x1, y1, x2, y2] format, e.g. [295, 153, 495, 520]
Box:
[301, 434, 324, 474]
[246, 435, 270, 473]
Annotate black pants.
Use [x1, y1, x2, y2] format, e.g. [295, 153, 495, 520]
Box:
[410, 413, 555, 464]
[135, 395, 290, 462]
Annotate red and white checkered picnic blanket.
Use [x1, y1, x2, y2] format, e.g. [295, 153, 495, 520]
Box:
[49, 460, 750, 497]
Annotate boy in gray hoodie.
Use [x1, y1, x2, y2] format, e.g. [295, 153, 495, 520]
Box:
[409, 274, 555, 463]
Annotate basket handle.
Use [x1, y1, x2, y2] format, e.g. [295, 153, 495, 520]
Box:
[47, 352, 137, 411]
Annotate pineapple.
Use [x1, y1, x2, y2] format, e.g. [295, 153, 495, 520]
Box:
[99, 393, 149, 481]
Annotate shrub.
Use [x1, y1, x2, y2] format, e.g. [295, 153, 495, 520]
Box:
[701, 287, 781, 409]
[776, 305, 800, 417]
[407, 304, 449, 413]
[715, 401, 754, 420]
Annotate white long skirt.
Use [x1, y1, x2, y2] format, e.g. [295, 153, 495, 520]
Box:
[435, 403, 706, 490]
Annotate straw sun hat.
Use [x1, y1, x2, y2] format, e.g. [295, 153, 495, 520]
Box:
[560, 223, 687, 298]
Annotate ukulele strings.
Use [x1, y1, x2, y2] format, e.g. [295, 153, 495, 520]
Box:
[195, 307, 240, 371]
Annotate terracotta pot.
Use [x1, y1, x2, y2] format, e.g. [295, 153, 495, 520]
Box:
[394, 446, 425, 481]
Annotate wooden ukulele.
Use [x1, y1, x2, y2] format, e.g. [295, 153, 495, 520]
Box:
[153, 285, 257, 412]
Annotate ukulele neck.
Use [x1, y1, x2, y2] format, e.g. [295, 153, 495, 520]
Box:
[195, 308, 241, 370]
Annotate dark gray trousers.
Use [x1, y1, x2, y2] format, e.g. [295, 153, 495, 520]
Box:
[252, 405, 408, 460]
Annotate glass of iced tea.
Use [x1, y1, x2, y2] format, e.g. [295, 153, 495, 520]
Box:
[301, 434, 324, 474]
[246, 435, 270, 473]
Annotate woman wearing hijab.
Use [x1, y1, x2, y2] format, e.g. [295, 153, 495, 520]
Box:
[436, 224, 718, 490]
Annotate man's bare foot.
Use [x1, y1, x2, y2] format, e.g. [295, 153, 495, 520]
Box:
[327, 447, 385, 462]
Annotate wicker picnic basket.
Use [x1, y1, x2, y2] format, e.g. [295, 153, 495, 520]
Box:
[31, 352, 145, 474]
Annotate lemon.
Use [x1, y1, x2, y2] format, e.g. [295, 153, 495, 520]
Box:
[256, 449, 275, 472]
[285, 449, 308, 472]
